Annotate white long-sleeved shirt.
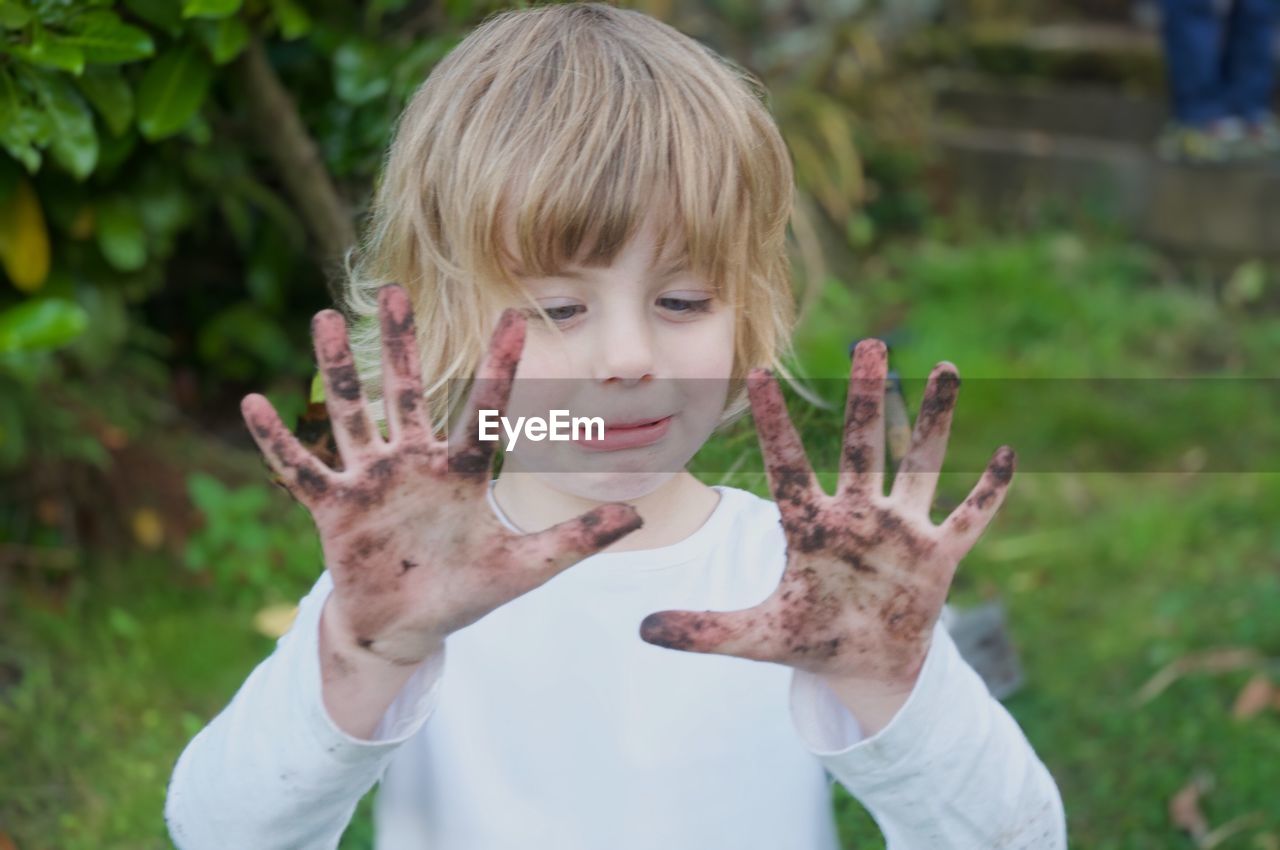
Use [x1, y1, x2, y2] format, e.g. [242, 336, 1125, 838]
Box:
[166, 483, 1066, 849]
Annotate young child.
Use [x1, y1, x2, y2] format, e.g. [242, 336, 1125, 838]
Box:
[165, 4, 1066, 848]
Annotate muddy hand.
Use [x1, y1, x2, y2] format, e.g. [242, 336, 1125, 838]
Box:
[240, 285, 643, 666]
[640, 340, 1014, 685]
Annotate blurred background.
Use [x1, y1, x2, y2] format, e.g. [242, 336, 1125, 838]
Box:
[1, 1, 1279, 847]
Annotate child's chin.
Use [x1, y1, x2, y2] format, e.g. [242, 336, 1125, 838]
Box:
[535, 470, 678, 504]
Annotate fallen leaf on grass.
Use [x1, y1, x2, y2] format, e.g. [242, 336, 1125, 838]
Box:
[0, 830, 17, 850]
[1170, 772, 1267, 849]
[131, 507, 164, 550]
[1232, 674, 1275, 720]
[1135, 648, 1263, 706]
[1170, 772, 1212, 843]
[253, 604, 298, 639]
[1203, 813, 1266, 849]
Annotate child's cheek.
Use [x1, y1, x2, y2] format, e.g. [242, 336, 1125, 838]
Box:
[671, 308, 736, 381]
[508, 328, 580, 382]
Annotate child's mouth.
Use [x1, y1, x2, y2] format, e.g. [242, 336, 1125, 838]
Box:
[574, 415, 673, 452]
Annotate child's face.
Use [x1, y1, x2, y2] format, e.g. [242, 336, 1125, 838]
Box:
[496, 214, 735, 502]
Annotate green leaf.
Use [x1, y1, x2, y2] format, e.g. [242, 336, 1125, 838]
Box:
[95, 124, 136, 174]
[122, 0, 182, 35]
[134, 164, 194, 241]
[187, 470, 226, 511]
[24, 68, 97, 179]
[182, 108, 211, 144]
[267, 0, 309, 39]
[198, 301, 297, 379]
[334, 41, 390, 105]
[181, 0, 242, 20]
[62, 10, 154, 65]
[0, 297, 89, 353]
[0, 69, 44, 172]
[107, 607, 142, 639]
[61, 283, 128, 364]
[136, 46, 212, 141]
[74, 66, 133, 136]
[846, 211, 875, 249]
[0, 2, 32, 29]
[11, 30, 86, 75]
[191, 15, 248, 65]
[96, 195, 146, 271]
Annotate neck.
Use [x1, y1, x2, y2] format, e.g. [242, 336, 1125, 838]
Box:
[491, 470, 720, 553]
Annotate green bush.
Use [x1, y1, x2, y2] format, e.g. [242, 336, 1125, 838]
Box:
[183, 471, 321, 603]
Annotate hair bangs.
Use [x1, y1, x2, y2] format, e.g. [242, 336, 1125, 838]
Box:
[342, 2, 799, 433]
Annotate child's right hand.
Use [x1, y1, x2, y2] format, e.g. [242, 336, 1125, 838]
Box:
[240, 285, 644, 668]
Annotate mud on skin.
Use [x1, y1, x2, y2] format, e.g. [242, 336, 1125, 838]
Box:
[321, 359, 363, 403]
[242, 292, 659, 681]
[915, 370, 960, 438]
[640, 347, 1015, 685]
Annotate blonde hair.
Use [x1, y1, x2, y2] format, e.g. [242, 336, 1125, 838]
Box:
[342, 1, 798, 433]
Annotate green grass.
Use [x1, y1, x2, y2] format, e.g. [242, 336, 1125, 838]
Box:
[0, 559, 297, 849]
[3, 230, 1279, 848]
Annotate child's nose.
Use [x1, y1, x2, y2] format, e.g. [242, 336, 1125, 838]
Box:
[594, 312, 656, 385]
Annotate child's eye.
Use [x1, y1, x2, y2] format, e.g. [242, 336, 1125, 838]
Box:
[658, 297, 712, 314]
[541, 304, 585, 322]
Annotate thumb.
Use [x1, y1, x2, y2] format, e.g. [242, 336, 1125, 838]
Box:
[639, 607, 777, 662]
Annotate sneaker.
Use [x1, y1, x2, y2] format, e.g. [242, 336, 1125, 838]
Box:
[1156, 117, 1247, 164]
[1243, 113, 1280, 157]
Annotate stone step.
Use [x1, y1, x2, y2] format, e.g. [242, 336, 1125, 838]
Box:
[934, 75, 1167, 144]
[934, 124, 1280, 260]
[949, 22, 1165, 89]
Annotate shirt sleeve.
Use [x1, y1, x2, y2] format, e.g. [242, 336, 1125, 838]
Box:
[789, 622, 1067, 849]
[164, 570, 445, 850]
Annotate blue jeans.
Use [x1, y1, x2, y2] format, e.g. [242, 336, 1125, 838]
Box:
[1159, 0, 1277, 125]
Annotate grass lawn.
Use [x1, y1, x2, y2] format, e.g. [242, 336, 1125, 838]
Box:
[2, 231, 1278, 849]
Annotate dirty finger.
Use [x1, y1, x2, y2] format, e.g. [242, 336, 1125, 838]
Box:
[939, 446, 1016, 559]
[447, 308, 526, 478]
[241, 393, 332, 505]
[639, 606, 780, 662]
[378, 284, 431, 444]
[747, 368, 823, 524]
[313, 309, 381, 463]
[837, 339, 888, 500]
[889, 362, 961, 518]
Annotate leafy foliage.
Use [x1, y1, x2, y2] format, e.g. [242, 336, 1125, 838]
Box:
[182, 471, 321, 603]
[0, 0, 495, 560]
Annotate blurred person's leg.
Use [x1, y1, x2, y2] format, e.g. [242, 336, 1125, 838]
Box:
[1159, 0, 1230, 124]
[1222, 0, 1280, 153]
[1157, 0, 1244, 160]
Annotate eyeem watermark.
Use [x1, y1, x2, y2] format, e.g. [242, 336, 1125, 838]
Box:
[478, 409, 604, 450]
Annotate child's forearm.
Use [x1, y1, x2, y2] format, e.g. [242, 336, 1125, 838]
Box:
[794, 625, 1067, 849]
[166, 571, 444, 850]
[319, 595, 443, 739]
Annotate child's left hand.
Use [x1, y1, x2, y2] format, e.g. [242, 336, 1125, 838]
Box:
[640, 340, 1014, 702]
